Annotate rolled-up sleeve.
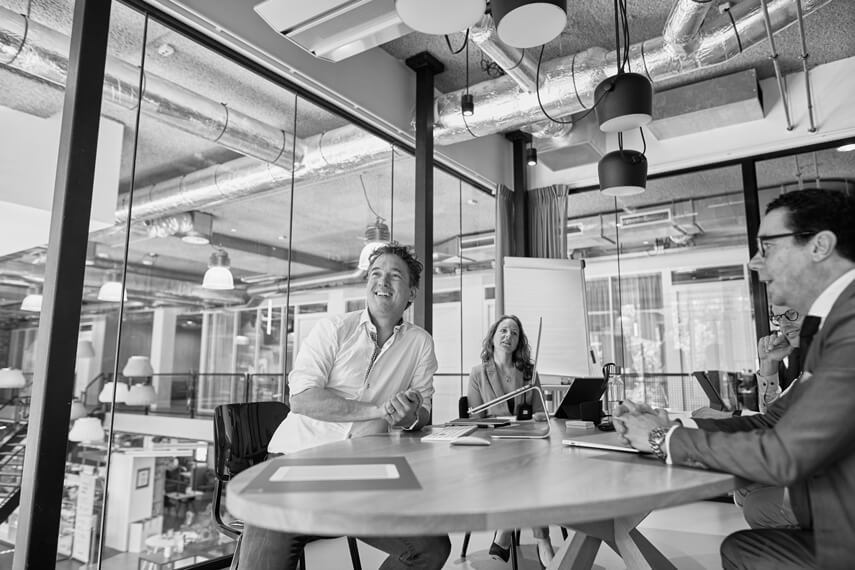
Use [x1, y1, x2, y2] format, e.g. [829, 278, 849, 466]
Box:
[288, 318, 339, 397]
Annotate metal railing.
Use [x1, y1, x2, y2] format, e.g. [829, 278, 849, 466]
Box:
[84, 372, 288, 419]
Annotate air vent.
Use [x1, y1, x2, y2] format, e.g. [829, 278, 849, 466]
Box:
[254, 0, 410, 62]
[619, 209, 672, 228]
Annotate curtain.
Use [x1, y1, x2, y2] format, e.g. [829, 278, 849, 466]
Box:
[494, 184, 515, 316]
[527, 185, 568, 259]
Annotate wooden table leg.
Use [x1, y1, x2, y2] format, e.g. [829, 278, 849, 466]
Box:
[560, 512, 677, 570]
[548, 530, 601, 570]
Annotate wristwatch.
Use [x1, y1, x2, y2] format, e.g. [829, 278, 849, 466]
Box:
[403, 411, 421, 431]
[648, 426, 669, 461]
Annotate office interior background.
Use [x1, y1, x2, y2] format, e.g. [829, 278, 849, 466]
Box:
[0, 0, 853, 567]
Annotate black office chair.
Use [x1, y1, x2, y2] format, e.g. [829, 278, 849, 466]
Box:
[213, 401, 362, 569]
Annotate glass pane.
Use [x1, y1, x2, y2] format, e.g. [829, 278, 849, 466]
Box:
[572, 164, 754, 410]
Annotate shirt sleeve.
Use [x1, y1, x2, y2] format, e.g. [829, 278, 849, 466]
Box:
[756, 369, 781, 413]
[406, 332, 438, 412]
[288, 318, 339, 397]
[663, 423, 685, 465]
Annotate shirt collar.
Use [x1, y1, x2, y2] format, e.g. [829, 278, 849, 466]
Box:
[359, 309, 406, 334]
[806, 268, 855, 327]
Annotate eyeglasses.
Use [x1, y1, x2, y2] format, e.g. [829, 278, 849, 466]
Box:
[770, 307, 799, 326]
[755, 231, 816, 257]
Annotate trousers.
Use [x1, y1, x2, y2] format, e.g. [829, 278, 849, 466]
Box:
[237, 524, 451, 570]
[721, 528, 815, 569]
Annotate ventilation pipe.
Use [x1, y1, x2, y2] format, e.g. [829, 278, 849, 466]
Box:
[0, 5, 302, 170]
[432, 0, 832, 144]
[115, 125, 397, 223]
[661, 0, 714, 50]
[245, 268, 365, 297]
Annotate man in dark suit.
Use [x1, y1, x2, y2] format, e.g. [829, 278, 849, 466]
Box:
[614, 188, 855, 569]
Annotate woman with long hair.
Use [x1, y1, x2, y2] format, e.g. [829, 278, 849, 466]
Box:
[467, 315, 553, 566]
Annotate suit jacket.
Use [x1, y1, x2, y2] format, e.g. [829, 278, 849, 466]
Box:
[778, 346, 802, 391]
[670, 278, 855, 569]
[467, 361, 543, 416]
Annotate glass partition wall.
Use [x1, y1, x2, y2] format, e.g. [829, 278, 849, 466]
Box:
[4, 1, 854, 569]
[0, 0, 491, 567]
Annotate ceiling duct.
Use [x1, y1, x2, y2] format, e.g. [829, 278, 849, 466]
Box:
[115, 123, 396, 223]
[245, 268, 365, 297]
[0, 5, 303, 171]
[431, 0, 833, 145]
[144, 211, 213, 244]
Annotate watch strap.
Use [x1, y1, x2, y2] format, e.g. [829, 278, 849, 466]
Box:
[648, 426, 668, 461]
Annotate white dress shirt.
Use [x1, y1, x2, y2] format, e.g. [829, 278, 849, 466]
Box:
[665, 268, 855, 461]
[268, 310, 438, 454]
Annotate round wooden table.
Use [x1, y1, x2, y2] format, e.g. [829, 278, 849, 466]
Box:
[227, 421, 734, 569]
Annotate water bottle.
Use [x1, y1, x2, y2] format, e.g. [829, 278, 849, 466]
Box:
[606, 364, 625, 411]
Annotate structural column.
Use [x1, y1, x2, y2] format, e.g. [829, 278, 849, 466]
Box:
[742, 158, 769, 342]
[406, 52, 444, 334]
[14, 0, 113, 567]
[505, 130, 532, 257]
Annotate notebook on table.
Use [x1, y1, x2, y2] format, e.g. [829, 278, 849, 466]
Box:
[562, 430, 640, 453]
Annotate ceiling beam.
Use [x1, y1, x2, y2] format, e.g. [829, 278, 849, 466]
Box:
[210, 233, 350, 272]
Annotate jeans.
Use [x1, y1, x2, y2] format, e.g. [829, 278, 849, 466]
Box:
[237, 524, 451, 570]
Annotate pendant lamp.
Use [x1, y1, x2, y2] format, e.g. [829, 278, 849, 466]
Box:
[598, 149, 648, 196]
[491, 0, 567, 48]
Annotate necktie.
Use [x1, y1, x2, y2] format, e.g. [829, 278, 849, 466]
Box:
[799, 315, 821, 358]
[789, 314, 821, 529]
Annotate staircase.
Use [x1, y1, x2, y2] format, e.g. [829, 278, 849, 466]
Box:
[0, 400, 29, 525]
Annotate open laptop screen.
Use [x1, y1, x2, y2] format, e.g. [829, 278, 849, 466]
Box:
[553, 377, 607, 419]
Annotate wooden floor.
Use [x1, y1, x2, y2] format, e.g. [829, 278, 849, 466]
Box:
[0, 500, 748, 569]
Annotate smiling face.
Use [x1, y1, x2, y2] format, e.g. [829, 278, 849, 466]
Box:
[365, 253, 416, 322]
[749, 208, 816, 312]
[492, 318, 520, 356]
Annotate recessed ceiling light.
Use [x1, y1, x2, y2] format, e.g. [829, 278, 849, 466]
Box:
[277, 235, 287, 240]
[466, 199, 479, 206]
[230, 228, 238, 233]
[836, 143, 855, 152]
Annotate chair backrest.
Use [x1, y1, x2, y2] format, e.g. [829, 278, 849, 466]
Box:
[213, 401, 289, 482]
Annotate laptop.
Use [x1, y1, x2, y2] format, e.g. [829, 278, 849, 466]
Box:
[693, 371, 733, 411]
[562, 430, 640, 454]
[553, 377, 608, 419]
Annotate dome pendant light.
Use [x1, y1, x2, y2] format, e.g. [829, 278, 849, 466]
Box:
[396, 0, 486, 35]
[358, 218, 391, 271]
[594, 72, 653, 133]
[598, 148, 648, 196]
[492, 0, 568, 48]
[202, 249, 235, 290]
